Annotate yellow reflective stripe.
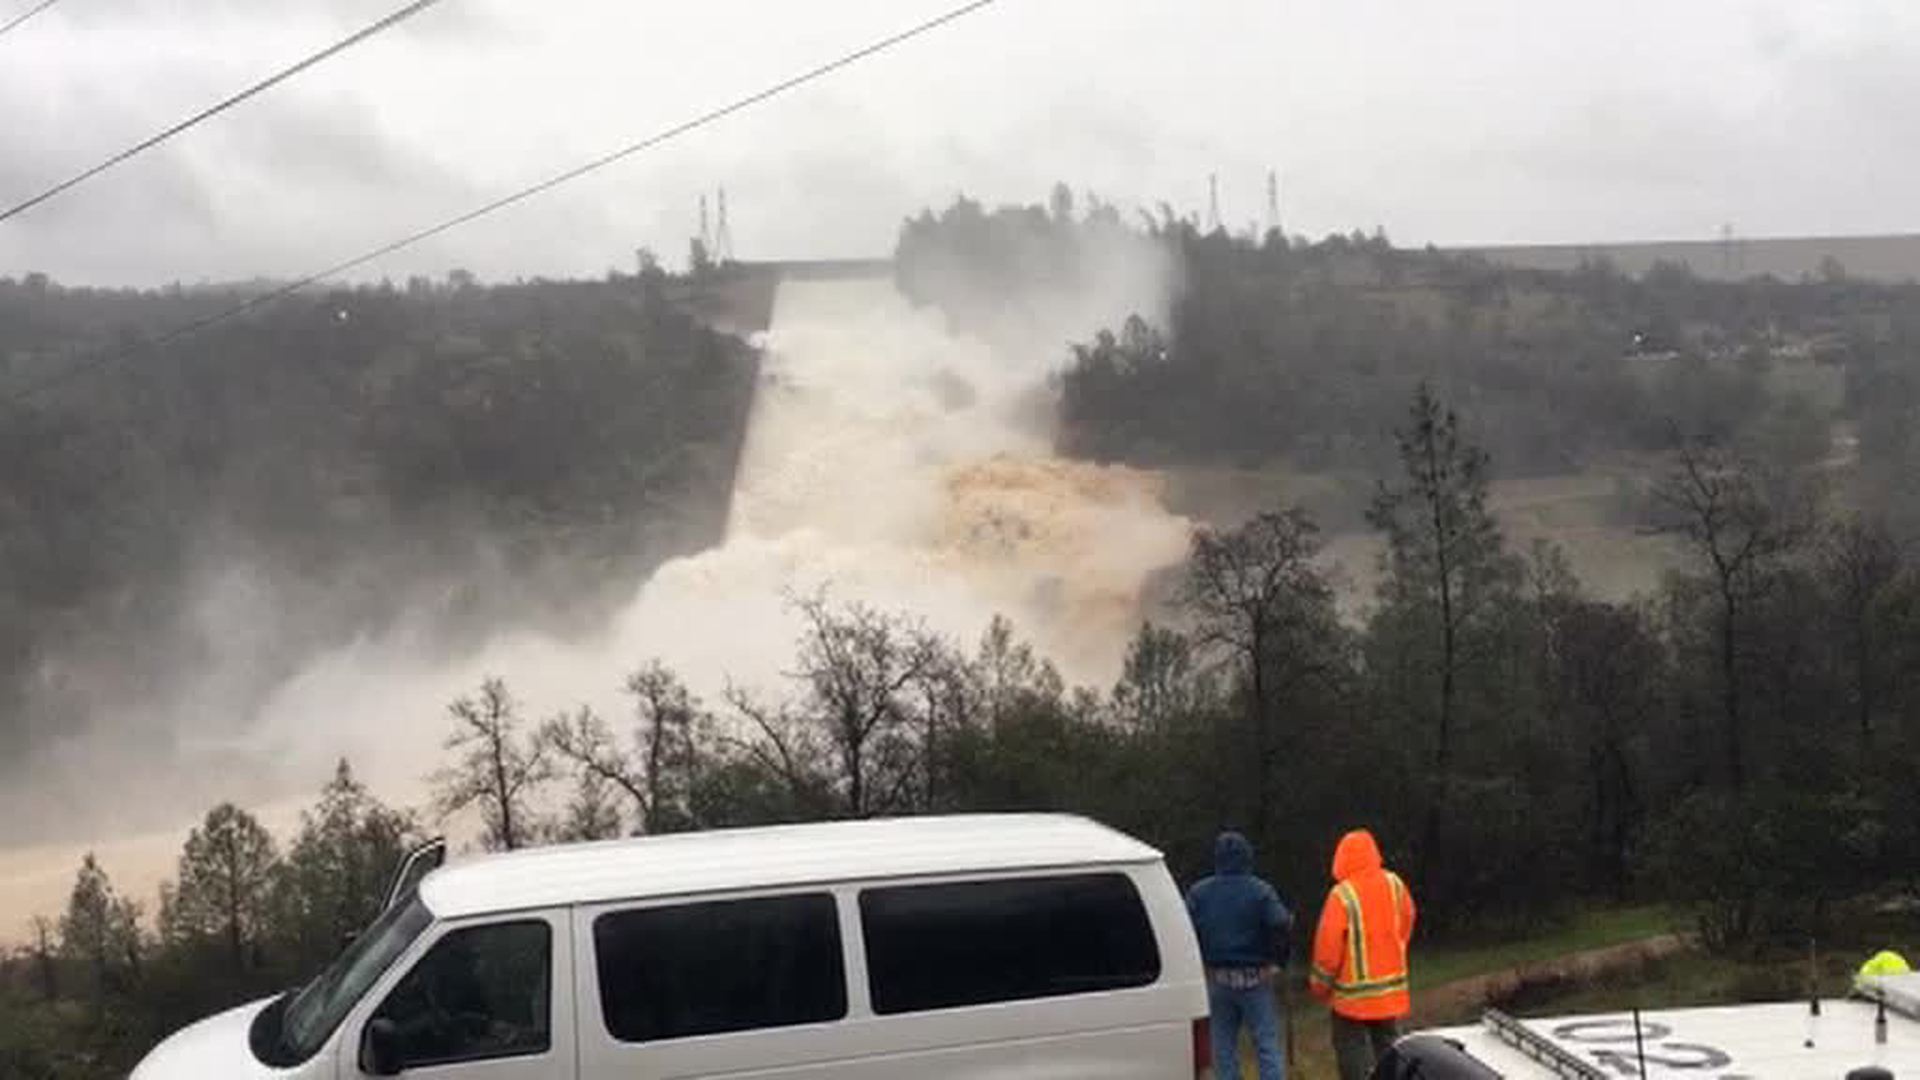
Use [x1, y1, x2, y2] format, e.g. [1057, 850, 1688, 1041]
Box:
[1332, 976, 1410, 1001]
[1337, 882, 1368, 981]
[1310, 964, 1338, 984]
[1333, 973, 1408, 992]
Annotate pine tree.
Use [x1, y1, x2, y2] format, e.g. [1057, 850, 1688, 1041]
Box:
[160, 804, 280, 973]
[275, 760, 414, 967]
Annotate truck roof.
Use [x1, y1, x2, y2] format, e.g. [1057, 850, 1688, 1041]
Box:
[1427, 998, 1920, 1078]
[417, 814, 1164, 920]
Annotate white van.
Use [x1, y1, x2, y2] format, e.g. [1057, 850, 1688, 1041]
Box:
[131, 814, 1210, 1079]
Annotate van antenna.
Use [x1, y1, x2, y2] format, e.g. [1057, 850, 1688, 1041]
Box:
[1808, 937, 1822, 1048]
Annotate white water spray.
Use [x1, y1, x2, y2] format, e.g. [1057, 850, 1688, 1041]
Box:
[0, 271, 1191, 933]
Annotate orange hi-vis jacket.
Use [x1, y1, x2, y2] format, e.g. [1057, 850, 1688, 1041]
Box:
[1308, 829, 1416, 1021]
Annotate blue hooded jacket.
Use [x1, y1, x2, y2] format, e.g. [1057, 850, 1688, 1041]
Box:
[1185, 831, 1293, 970]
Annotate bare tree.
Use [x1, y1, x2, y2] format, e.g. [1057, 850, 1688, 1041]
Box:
[432, 678, 550, 851]
[541, 663, 705, 834]
[552, 767, 625, 843]
[626, 662, 703, 832]
[909, 637, 972, 811]
[1655, 440, 1806, 788]
[1821, 515, 1902, 756]
[788, 594, 945, 818]
[28, 915, 57, 1000]
[1179, 507, 1341, 845]
[721, 685, 832, 812]
[542, 707, 641, 834]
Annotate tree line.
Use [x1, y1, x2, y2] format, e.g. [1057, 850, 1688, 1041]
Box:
[10, 381, 1917, 1076]
[898, 189, 1920, 529]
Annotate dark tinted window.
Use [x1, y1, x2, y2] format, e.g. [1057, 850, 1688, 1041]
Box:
[861, 873, 1160, 1015]
[263, 895, 431, 1066]
[594, 893, 846, 1042]
[369, 920, 551, 1069]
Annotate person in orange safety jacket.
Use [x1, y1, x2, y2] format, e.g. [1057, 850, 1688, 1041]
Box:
[1308, 828, 1416, 1080]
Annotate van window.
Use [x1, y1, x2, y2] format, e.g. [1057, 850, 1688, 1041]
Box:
[368, 920, 552, 1069]
[594, 893, 845, 1042]
[256, 894, 431, 1067]
[860, 873, 1160, 1014]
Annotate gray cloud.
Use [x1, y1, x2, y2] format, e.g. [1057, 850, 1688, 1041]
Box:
[3, 0, 1920, 286]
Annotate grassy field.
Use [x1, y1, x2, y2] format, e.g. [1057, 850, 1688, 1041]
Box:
[1165, 464, 1685, 610]
[1415, 905, 1677, 991]
[1504, 906, 1920, 1020]
[1499, 949, 1836, 1019]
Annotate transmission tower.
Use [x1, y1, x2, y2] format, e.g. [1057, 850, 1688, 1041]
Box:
[1267, 169, 1283, 238]
[1206, 173, 1222, 233]
[714, 187, 735, 264]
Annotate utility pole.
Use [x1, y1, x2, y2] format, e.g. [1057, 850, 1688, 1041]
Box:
[1206, 173, 1223, 233]
[698, 194, 713, 254]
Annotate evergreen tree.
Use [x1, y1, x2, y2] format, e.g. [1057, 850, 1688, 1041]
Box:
[275, 761, 414, 969]
[159, 805, 280, 974]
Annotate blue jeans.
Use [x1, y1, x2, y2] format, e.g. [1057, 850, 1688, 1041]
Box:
[1208, 978, 1284, 1080]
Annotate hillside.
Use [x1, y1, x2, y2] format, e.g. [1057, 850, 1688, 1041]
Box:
[0, 270, 759, 824]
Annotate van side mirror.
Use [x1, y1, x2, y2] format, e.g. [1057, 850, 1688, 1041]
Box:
[361, 1018, 404, 1076]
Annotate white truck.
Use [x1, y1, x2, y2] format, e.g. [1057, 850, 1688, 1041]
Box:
[1388, 974, 1920, 1079]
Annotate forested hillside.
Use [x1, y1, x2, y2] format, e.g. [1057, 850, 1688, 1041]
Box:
[14, 380, 1920, 1076]
[0, 270, 757, 770]
[899, 190, 1920, 528]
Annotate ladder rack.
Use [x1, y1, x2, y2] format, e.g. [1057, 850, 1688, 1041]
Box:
[1482, 1009, 1611, 1080]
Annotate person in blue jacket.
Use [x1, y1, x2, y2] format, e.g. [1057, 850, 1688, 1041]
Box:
[1187, 830, 1293, 1080]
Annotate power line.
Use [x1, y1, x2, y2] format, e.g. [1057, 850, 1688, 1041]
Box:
[3, 0, 1003, 409]
[0, 0, 445, 225]
[0, 0, 67, 42]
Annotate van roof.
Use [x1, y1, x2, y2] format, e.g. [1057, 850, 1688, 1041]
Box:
[418, 814, 1163, 920]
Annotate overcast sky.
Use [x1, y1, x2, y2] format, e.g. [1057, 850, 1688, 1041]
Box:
[2, 0, 1918, 286]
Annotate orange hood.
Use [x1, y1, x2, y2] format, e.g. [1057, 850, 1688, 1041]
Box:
[1331, 829, 1382, 882]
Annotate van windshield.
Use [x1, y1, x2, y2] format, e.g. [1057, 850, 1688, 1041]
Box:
[253, 895, 432, 1067]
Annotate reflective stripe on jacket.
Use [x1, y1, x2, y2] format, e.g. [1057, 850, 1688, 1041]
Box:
[1309, 829, 1416, 1020]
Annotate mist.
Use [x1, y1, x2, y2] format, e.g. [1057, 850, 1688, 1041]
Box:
[0, 223, 1185, 935]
